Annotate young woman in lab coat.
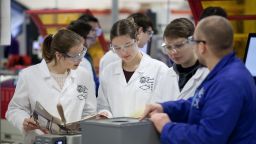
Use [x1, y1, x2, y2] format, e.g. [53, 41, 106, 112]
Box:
[6, 29, 96, 143]
[99, 13, 154, 75]
[97, 19, 169, 118]
[161, 18, 209, 100]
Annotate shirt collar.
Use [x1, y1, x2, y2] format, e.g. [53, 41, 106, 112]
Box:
[204, 52, 235, 82]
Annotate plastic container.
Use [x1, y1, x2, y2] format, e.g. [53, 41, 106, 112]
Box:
[81, 117, 160, 144]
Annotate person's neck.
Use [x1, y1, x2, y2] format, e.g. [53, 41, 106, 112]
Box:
[207, 49, 232, 71]
[207, 56, 220, 71]
[123, 52, 142, 72]
[47, 61, 68, 74]
[181, 56, 197, 68]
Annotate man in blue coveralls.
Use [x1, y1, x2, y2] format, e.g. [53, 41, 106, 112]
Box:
[141, 16, 256, 144]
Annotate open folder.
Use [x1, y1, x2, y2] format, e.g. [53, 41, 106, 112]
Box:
[32, 101, 107, 134]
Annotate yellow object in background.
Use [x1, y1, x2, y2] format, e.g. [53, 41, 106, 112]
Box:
[202, 0, 256, 59]
[88, 40, 105, 75]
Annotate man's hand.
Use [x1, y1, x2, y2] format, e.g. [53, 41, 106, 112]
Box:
[139, 103, 163, 120]
[150, 113, 171, 133]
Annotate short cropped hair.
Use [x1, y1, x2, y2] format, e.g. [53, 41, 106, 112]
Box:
[163, 18, 194, 39]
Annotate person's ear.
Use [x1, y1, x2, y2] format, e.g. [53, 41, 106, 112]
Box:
[55, 51, 63, 61]
[137, 27, 144, 37]
[138, 27, 143, 33]
[198, 42, 207, 55]
[136, 27, 143, 41]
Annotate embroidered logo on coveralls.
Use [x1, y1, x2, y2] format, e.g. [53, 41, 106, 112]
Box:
[77, 85, 88, 100]
[192, 87, 205, 109]
[139, 76, 154, 91]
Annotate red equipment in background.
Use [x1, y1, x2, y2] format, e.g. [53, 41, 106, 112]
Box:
[26, 9, 108, 52]
[1, 87, 15, 119]
[187, 0, 256, 59]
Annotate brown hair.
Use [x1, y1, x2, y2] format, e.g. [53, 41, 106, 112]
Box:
[67, 20, 92, 40]
[127, 13, 153, 32]
[163, 18, 194, 39]
[42, 29, 84, 63]
[110, 19, 138, 41]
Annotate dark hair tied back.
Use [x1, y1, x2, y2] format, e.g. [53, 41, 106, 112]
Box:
[110, 19, 138, 41]
[42, 34, 54, 62]
[41, 29, 84, 63]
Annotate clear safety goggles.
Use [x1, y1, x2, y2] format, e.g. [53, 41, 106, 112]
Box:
[146, 30, 154, 37]
[62, 46, 87, 62]
[95, 27, 102, 37]
[110, 39, 136, 53]
[161, 38, 190, 53]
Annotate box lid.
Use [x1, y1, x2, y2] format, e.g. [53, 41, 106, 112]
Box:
[81, 117, 153, 128]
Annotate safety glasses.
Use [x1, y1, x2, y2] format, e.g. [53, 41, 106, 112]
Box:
[146, 30, 154, 37]
[62, 46, 87, 62]
[161, 39, 189, 53]
[187, 36, 206, 44]
[110, 39, 136, 53]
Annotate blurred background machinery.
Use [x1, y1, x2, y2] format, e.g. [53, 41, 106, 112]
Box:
[188, 0, 256, 59]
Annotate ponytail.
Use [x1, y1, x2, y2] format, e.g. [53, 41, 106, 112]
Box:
[41, 29, 84, 64]
[42, 34, 54, 63]
[126, 17, 138, 29]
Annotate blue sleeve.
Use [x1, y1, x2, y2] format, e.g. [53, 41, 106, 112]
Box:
[160, 80, 244, 144]
[161, 98, 192, 123]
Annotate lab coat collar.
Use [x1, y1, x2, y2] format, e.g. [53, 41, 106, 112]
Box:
[169, 65, 206, 80]
[39, 59, 77, 79]
[39, 59, 76, 91]
[190, 66, 207, 80]
[113, 53, 148, 75]
[39, 59, 52, 78]
[136, 53, 151, 73]
[179, 67, 208, 97]
[112, 53, 149, 85]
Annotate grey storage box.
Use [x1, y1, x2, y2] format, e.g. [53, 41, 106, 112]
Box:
[80, 117, 161, 144]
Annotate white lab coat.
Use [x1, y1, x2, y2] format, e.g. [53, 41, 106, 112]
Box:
[6, 59, 96, 143]
[99, 50, 119, 76]
[80, 58, 94, 78]
[97, 54, 169, 117]
[160, 66, 209, 101]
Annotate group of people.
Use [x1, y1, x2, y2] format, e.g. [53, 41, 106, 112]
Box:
[6, 7, 256, 144]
